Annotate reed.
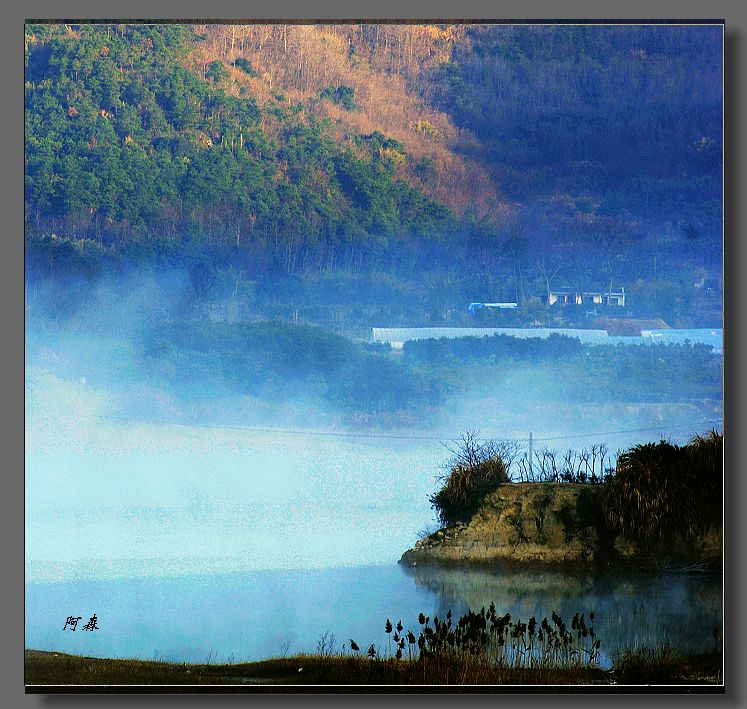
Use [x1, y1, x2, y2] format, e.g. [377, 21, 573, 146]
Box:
[349, 606, 601, 675]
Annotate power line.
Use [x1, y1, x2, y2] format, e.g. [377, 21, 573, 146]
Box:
[528, 422, 723, 444]
[197, 424, 446, 441]
[193, 420, 723, 444]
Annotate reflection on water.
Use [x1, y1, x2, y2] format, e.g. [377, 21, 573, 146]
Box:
[26, 564, 721, 668]
[403, 565, 723, 665]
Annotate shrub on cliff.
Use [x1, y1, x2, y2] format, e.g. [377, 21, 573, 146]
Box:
[602, 431, 723, 546]
[683, 430, 723, 530]
[603, 441, 690, 545]
[430, 432, 514, 526]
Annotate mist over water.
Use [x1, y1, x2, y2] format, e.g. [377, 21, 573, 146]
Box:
[25, 377, 442, 581]
[23, 269, 724, 665]
[25, 270, 722, 583]
[23, 22, 725, 675]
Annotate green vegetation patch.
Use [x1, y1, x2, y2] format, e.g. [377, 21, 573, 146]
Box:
[320, 84, 356, 110]
[430, 432, 512, 526]
[234, 57, 258, 77]
[425, 429, 722, 553]
[141, 320, 440, 413]
[602, 431, 723, 546]
[134, 321, 721, 422]
[24, 24, 453, 265]
[404, 335, 721, 404]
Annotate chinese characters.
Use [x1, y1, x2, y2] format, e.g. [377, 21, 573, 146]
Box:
[64, 614, 98, 631]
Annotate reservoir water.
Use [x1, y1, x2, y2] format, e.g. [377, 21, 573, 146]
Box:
[26, 564, 721, 668]
[25, 370, 723, 668]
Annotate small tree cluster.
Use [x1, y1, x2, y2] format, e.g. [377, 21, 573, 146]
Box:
[320, 84, 356, 110]
[429, 431, 515, 526]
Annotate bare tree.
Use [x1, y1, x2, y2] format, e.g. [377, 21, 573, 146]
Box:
[537, 256, 562, 302]
[442, 431, 521, 476]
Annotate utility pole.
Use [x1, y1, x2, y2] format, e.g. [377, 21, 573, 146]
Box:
[529, 432, 533, 471]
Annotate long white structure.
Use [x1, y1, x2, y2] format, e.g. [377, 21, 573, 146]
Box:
[371, 327, 723, 354]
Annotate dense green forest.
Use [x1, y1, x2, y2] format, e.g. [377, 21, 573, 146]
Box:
[131, 321, 722, 422]
[24, 23, 723, 329]
[24, 24, 451, 276]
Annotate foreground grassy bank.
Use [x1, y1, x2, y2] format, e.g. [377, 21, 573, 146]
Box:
[25, 649, 722, 689]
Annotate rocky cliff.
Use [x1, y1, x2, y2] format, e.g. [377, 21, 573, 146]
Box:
[400, 483, 721, 570]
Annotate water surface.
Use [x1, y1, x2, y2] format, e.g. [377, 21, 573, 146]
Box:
[26, 564, 721, 668]
[25, 368, 722, 670]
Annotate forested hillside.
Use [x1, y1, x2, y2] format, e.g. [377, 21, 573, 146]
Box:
[24, 25, 453, 273]
[427, 25, 722, 296]
[24, 23, 723, 329]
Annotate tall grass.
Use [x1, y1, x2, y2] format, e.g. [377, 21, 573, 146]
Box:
[408, 605, 601, 671]
[26, 605, 723, 686]
[602, 431, 723, 546]
[685, 430, 722, 531]
[345, 607, 600, 668]
[614, 646, 723, 685]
